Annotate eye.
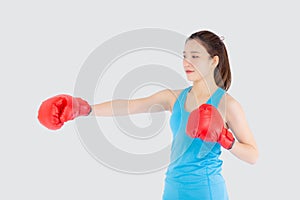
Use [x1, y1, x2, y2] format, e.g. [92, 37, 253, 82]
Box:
[183, 55, 186, 58]
[192, 55, 199, 58]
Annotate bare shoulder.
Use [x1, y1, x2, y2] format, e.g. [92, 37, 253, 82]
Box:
[154, 88, 182, 100]
[161, 89, 183, 112]
[224, 93, 245, 126]
[224, 93, 241, 112]
[169, 89, 183, 98]
[148, 88, 183, 112]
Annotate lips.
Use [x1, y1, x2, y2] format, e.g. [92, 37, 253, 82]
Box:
[185, 70, 194, 73]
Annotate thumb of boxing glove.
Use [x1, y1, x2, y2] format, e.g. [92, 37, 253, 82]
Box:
[59, 95, 91, 122]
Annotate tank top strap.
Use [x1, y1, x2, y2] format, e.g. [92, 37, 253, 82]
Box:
[177, 86, 193, 107]
[206, 87, 226, 108]
[176, 86, 225, 110]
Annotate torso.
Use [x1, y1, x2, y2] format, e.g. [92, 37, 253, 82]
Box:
[169, 88, 229, 129]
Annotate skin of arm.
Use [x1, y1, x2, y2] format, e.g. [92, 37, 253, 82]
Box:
[226, 94, 259, 164]
[89, 89, 174, 116]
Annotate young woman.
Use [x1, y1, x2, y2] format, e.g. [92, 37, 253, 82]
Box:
[38, 30, 259, 200]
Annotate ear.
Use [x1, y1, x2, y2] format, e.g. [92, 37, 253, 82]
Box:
[211, 55, 219, 69]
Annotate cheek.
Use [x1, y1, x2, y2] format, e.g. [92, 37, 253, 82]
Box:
[195, 62, 210, 75]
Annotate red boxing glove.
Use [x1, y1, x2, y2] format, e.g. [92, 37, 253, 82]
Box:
[37, 94, 91, 130]
[186, 104, 235, 150]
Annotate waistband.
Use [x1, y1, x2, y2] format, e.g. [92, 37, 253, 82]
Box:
[164, 173, 225, 189]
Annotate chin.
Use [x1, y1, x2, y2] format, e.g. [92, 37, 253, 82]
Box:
[186, 77, 194, 81]
[187, 76, 200, 82]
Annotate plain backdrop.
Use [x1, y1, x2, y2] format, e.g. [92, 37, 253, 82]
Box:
[1, 1, 299, 199]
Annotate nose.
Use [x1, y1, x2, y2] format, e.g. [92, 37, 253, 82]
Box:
[183, 58, 192, 67]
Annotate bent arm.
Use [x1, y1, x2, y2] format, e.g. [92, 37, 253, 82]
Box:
[89, 89, 173, 117]
[226, 96, 259, 164]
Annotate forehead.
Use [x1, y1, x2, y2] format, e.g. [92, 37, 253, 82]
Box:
[184, 39, 207, 53]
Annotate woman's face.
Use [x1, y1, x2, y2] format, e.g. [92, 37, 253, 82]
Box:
[183, 39, 215, 82]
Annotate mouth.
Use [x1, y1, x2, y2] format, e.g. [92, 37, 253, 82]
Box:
[185, 70, 194, 74]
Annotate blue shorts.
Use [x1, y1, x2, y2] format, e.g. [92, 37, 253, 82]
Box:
[162, 178, 229, 200]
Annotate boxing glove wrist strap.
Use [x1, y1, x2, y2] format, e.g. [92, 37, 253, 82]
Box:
[218, 128, 235, 150]
[87, 105, 92, 116]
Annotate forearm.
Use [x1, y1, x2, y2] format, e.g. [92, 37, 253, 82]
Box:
[89, 99, 132, 117]
[229, 141, 259, 165]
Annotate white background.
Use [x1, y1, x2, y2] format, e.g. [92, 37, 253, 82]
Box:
[1, 0, 299, 199]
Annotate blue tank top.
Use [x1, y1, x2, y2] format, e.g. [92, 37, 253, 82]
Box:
[165, 85, 226, 186]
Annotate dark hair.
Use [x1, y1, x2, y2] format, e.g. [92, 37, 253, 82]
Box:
[186, 30, 232, 91]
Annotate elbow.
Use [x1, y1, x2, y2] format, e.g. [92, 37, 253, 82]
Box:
[248, 149, 259, 165]
[248, 159, 258, 165]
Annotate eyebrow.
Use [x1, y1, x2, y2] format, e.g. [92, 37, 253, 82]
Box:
[183, 51, 201, 54]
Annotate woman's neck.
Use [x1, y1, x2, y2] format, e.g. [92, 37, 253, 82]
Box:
[190, 77, 219, 98]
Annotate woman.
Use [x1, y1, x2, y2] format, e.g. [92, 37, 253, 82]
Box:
[38, 30, 259, 200]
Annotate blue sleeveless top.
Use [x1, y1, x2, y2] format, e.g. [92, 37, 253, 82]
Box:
[165, 85, 226, 187]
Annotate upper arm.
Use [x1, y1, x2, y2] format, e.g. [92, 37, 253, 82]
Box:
[226, 94, 258, 149]
[129, 89, 175, 114]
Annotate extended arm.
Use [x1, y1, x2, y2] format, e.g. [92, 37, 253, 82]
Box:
[87, 89, 173, 117]
[38, 89, 174, 130]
